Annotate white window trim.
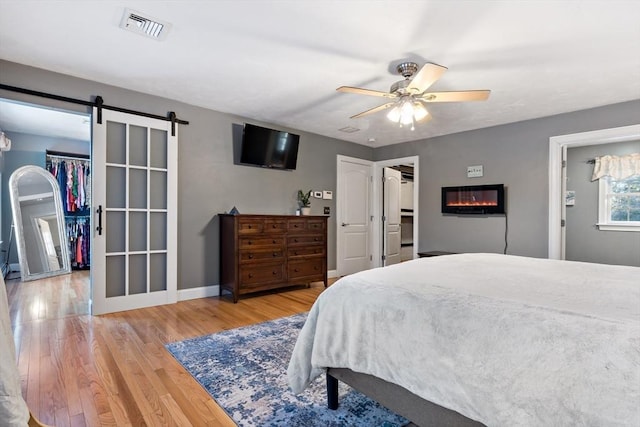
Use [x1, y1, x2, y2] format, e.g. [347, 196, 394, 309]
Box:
[597, 177, 640, 232]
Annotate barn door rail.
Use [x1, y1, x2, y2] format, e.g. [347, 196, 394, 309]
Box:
[0, 83, 188, 136]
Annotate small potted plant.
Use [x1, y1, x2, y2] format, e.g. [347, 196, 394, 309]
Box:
[297, 190, 312, 215]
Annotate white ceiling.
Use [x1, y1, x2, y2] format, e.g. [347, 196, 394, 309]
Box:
[0, 1, 639, 147]
[0, 100, 91, 141]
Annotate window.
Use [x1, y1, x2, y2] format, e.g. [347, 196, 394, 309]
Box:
[598, 175, 640, 231]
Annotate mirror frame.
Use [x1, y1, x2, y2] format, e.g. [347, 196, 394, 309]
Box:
[9, 165, 71, 281]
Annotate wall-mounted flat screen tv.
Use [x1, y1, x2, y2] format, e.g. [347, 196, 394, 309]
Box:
[240, 123, 300, 170]
[442, 184, 505, 215]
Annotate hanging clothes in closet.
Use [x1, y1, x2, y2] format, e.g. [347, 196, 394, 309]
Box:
[46, 154, 91, 270]
[46, 157, 91, 215]
[66, 217, 90, 269]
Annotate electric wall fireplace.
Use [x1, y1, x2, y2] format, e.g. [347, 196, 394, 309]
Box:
[441, 184, 505, 215]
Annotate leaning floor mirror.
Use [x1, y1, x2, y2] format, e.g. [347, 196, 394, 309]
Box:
[9, 165, 71, 281]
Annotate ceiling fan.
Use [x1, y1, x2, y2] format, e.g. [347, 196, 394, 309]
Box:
[337, 62, 490, 130]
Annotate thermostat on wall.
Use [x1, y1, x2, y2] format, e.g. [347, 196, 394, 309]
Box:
[322, 190, 333, 200]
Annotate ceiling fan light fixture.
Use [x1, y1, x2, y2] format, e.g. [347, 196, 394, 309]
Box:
[386, 105, 401, 123]
[399, 100, 414, 125]
[413, 102, 429, 121]
[387, 97, 427, 130]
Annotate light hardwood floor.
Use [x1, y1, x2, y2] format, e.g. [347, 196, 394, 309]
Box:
[6, 271, 329, 426]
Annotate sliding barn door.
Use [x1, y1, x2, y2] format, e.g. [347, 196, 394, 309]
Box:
[91, 108, 177, 315]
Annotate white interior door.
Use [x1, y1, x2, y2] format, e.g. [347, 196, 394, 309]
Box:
[91, 108, 177, 315]
[337, 156, 372, 276]
[383, 167, 402, 266]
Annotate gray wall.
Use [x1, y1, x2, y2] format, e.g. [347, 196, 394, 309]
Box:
[0, 60, 373, 290]
[374, 100, 640, 258]
[1, 149, 44, 265]
[2, 59, 638, 289]
[566, 141, 640, 266]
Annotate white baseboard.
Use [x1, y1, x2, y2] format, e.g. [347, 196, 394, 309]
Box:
[178, 285, 220, 301]
[178, 270, 336, 301]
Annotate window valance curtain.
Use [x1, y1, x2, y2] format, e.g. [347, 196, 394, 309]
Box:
[591, 152, 640, 181]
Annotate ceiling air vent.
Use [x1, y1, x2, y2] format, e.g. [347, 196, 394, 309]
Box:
[119, 9, 171, 41]
[338, 126, 360, 133]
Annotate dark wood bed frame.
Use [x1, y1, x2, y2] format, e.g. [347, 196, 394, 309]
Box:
[326, 368, 485, 426]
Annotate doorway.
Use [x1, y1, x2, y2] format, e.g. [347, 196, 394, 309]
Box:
[0, 97, 91, 313]
[548, 124, 640, 259]
[373, 156, 419, 267]
[336, 154, 419, 276]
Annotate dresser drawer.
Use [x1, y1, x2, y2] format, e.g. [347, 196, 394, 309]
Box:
[239, 263, 285, 288]
[239, 236, 285, 249]
[264, 219, 287, 233]
[288, 218, 327, 232]
[240, 249, 285, 263]
[238, 219, 264, 234]
[288, 219, 307, 232]
[288, 246, 325, 258]
[306, 219, 326, 231]
[288, 234, 325, 246]
[288, 258, 325, 281]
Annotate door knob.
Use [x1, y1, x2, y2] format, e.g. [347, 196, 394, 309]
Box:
[341, 223, 349, 227]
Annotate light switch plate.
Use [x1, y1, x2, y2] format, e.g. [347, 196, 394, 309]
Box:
[322, 190, 333, 200]
[313, 191, 323, 199]
[467, 165, 483, 178]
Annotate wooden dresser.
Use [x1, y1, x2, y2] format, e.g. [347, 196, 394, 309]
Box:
[219, 214, 328, 302]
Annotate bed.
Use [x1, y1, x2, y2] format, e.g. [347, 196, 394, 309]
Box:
[287, 253, 640, 426]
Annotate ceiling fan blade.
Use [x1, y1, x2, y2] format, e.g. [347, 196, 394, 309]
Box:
[406, 63, 448, 94]
[337, 86, 397, 98]
[350, 102, 396, 119]
[418, 90, 491, 103]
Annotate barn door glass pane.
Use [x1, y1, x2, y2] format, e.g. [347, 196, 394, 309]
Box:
[104, 119, 169, 299]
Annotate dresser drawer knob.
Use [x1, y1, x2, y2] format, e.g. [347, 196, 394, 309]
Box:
[293, 251, 298, 255]
[248, 254, 253, 259]
[272, 240, 276, 244]
[272, 224, 277, 228]
[248, 225, 252, 229]
[248, 241, 252, 245]
[273, 252, 278, 257]
[272, 271, 277, 275]
[314, 238, 319, 241]
[248, 273, 253, 278]
[294, 268, 299, 272]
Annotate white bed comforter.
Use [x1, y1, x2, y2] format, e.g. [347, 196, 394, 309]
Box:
[287, 253, 640, 426]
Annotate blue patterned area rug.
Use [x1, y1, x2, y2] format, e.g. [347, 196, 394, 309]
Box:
[165, 312, 408, 426]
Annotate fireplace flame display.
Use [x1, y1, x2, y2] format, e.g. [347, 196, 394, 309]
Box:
[442, 184, 505, 214]
[446, 201, 498, 207]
